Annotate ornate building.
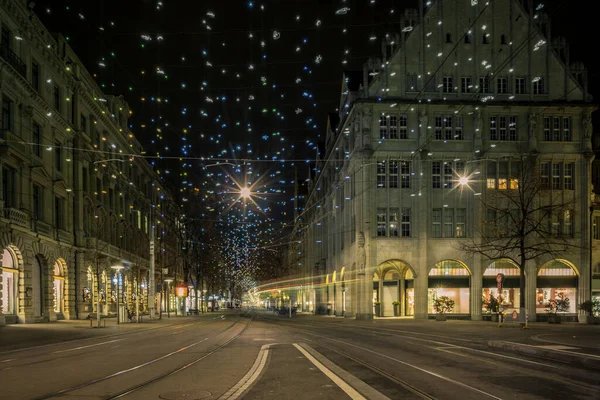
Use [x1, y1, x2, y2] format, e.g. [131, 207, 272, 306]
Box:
[291, 0, 596, 321]
[0, 0, 180, 325]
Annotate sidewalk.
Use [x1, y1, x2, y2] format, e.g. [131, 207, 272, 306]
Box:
[0, 315, 203, 353]
[284, 312, 600, 368]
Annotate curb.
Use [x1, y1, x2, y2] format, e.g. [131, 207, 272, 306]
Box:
[487, 340, 600, 369]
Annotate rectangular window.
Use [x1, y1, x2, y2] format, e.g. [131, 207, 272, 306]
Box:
[541, 163, 550, 188]
[32, 122, 41, 157]
[377, 161, 386, 188]
[479, 76, 490, 93]
[388, 160, 398, 188]
[55, 196, 64, 230]
[487, 178, 496, 189]
[444, 209, 454, 238]
[401, 208, 411, 237]
[33, 185, 42, 220]
[509, 116, 517, 141]
[533, 78, 544, 95]
[563, 210, 573, 236]
[564, 163, 574, 190]
[516, 77, 526, 94]
[55, 142, 62, 172]
[552, 164, 561, 190]
[388, 115, 398, 139]
[389, 208, 399, 237]
[2, 167, 16, 208]
[80, 114, 87, 133]
[563, 117, 571, 141]
[444, 116, 453, 140]
[379, 114, 387, 139]
[461, 77, 471, 93]
[432, 161, 441, 189]
[435, 116, 443, 140]
[398, 114, 408, 139]
[31, 61, 40, 92]
[53, 85, 61, 111]
[553, 117, 561, 141]
[490, 116, 497, 140]
[499, 116, 507, 140]
[544, 117, 551, 141]
[498, 178, 508, 190]
[455, 115, 463, 140]
[497, 77, 507, 94]
[456, 209, 466, 237]
[432, 209, 442, 238]
[443, 76, 453, 93]
[377, 208, 387, 237]
[2, 96, 12, 131]
[443, 163, 453, 189]
[400, 161, 411, 189]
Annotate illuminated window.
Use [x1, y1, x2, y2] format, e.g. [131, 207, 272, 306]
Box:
[487, 178, 496, 189]
[389, 208, 399, 237]
[509, 179, 519, 189]
[498, 178, 507, 190]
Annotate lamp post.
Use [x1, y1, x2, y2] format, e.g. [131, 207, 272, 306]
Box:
[164, 278, 173, 318]
[111, 265, 124, 324]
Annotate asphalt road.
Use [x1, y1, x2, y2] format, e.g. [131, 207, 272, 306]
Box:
[1, 311, 599, 399]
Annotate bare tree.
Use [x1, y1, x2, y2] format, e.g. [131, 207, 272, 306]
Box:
[459, 153, 583, 319]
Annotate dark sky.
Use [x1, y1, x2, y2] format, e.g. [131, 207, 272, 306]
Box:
[35, 0, 597, 209]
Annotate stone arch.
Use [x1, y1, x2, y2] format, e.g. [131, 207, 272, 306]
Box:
[536, 259, 578, 314]
[428, 259, 471, 315]
[374, 260, 415, 317]
[1, 245, 24, 319]
[52, 258, 68, 318]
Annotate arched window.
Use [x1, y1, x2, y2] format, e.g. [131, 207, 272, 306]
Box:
[1, 248, 18, 314]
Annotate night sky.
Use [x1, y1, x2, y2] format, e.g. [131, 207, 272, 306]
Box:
[32, 0, 597, 279]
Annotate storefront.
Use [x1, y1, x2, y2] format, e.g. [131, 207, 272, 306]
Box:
[428, 260, 470, 314]
[1, 247, 19, 316]
[536, 260, 578, 314]
[482, 259, 520, 314]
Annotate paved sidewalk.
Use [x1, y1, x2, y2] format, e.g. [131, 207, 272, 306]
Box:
[0, 313, 220, 353]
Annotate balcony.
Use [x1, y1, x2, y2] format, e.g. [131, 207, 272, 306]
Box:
[0, 45, 27, 78]
[3, 207, 29, 228]
[32, 219, 53, 237]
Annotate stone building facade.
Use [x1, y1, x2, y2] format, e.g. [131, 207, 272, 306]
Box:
[0, 0, 180, 325]
[289, 0, 596, 321]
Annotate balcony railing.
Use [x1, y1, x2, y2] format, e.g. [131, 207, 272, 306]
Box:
[0, 45, 27, 78]
[3, 207, 29, 228]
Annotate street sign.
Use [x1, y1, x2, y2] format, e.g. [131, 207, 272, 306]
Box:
[496, 273, 505, 291]
[512, 310, 518, 320]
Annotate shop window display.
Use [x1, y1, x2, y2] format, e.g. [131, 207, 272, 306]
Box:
[428, 260, 470, 314]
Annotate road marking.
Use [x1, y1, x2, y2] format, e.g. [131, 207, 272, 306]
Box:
[535, 345, 579, 351]
[53, 339, 126, 354]
[293, 343, 366, 400]
[252, 338, 275, 341]
[0, 359, 14, 363]
[218, 344, 273, 399]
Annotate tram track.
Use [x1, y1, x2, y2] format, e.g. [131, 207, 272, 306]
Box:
[33, 313, 253, 400]
[265, 315, 600, 398]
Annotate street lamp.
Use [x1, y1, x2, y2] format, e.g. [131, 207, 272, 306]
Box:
[164, 278, 173, 318]
[111, 265, 124, 324]
[240, 187, 251, 198]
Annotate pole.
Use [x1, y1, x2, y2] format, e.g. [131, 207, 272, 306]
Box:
[136, 268, 140, 323]
[167, 281, 170, 318]
[116, 272, 120, 324]
[149, 206, 155, 319]
[289, 296, 292, 319]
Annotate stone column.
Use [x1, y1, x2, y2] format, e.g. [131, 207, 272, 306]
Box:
[470, 257, 483, 321]
[400, 278, 406, 316]
[414, 271, 429, 319]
